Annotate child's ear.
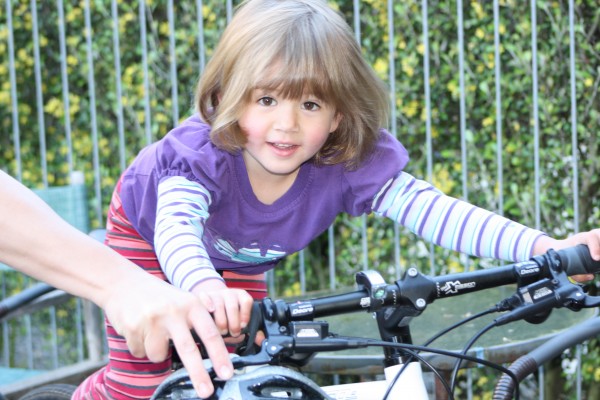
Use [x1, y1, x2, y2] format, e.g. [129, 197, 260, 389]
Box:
[331, 112, 343, 133]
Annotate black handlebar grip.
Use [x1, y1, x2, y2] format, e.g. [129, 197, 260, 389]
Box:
[556, 244, 600, 275]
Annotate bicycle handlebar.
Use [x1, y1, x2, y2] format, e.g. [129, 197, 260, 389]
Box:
[0, 282, 55, 320]
[265, 245, 600, 326]
[556, 243, 600, 275]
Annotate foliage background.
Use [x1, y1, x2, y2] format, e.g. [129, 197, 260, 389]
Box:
[1, 0, 599, 398]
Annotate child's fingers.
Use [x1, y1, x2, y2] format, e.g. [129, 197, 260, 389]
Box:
[587, 229, 600, 261]
[223, 291, 243, 336]
[237, 290, 254, 330]
[205, 294, 228, 335]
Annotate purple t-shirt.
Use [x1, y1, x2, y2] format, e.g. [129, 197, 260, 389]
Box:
[119, 115, 409, 274]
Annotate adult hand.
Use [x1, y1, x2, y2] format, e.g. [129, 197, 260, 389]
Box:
[103, 276, 234, 398]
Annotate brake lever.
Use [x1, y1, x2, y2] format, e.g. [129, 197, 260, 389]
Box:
[231, 339, 282, 369]
[579, 292, 600, 308]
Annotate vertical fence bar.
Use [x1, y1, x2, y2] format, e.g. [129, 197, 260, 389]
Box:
[25, 314, 32, 369]
[353, 0, 360, 43]
[167, 0, 179, 126]
[530, 0, 541, 230]
[387, 0, 402, 279]
[57, 0, 73, 175]
[1, 275, 7, 366]
[31, 0, 47, 188]
[299, 250, 306, 294]
[456, 0, 471, 277]
[421, 0, 435, 276]
[84, 0, 102, 226]
[568, 1, 582, 397]
[226, 0, 233, 22]
[6, 0, 21, 181]
[568, 1, 580, 233]
[139, 0, 152, 146]
[350, 0, 369, 271]
[456, 0, 467, 204]
[493, 0, 504, 216]
[195, 0, 205, 73]
[457, 0, 470, 393]
[328, 225, 335, 290]
[111, 0, 126, 172]
[529, 1, 543, 395]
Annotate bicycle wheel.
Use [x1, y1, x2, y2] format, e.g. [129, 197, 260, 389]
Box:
[17, 384, 77, 400]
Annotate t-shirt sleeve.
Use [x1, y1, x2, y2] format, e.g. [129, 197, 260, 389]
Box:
[120, 116, 230, 245]
[341, 130, 410, 216]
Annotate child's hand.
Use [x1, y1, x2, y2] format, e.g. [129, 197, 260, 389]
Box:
[534, 229, 600, 282]
[555, 229, 600, 261]
[192, 279, 254, 338]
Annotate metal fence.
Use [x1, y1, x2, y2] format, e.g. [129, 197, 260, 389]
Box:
[1, 0, 598, 398]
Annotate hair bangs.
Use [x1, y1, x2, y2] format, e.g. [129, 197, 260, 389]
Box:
[249, 21, 337, 104]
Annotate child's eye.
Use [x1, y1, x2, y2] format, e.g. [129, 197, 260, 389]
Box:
[302, 101, 321, 111]
[258, 96, 276, 106]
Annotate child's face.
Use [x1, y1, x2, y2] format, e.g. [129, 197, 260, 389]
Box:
[239, 89, 340, 180]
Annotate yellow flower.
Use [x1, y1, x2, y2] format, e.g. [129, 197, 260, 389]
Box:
[67, 55, 78, 67]
[403, 100, 419, 118]
[584, 78, 593, 88]
[373, 58, 388, 76]
[44, 98, 64, 118]
[471, 1, 485, 19]
[0, 91, 9, 105]
[401, 59, 414, 77]
[159, 22, 169, 36]
[447, 81, 459, 98]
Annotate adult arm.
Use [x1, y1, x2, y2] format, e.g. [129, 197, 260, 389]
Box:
[0, 171, 232, 397]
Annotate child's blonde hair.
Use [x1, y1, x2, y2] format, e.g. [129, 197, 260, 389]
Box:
[196, 0, 389, 168]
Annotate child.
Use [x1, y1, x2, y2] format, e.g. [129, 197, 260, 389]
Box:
[74, 0, 600, 399]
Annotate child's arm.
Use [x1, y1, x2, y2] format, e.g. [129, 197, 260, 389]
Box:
[374, 171, 600, 263]
[155, 176, 252, 337]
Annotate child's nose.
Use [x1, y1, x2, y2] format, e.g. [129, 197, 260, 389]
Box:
[275, 104, 298, 132]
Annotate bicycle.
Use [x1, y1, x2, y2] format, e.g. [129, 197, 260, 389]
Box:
[149, 244, 600, 400]
[3, 245, 600, 399]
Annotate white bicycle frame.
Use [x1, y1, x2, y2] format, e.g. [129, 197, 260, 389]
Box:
[321, 361, 428, 400]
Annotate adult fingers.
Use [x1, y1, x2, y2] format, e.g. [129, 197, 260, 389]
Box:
[169, 316, 219, 399]
[189, 306, 234, 382]
[141, 329, 170, 362]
